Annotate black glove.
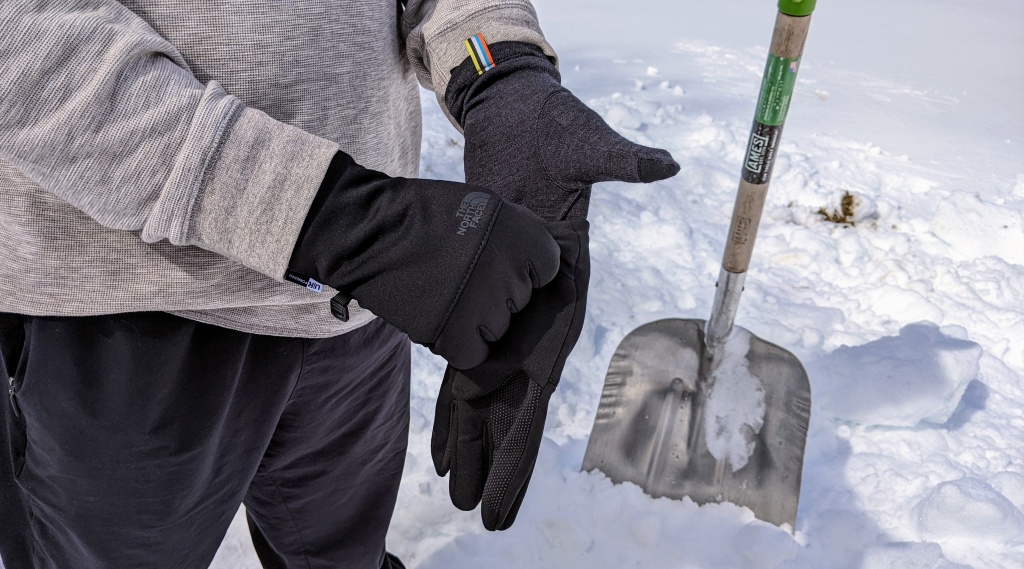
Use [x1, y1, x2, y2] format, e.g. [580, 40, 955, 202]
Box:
[432, 218, 588, 530]
[446, 41, 680, 221]
[288, 151, 561, 370]
[432, 40, 680, 530]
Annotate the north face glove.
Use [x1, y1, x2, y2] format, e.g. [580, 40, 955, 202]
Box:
[288, 151, 561, 370]
[432, 217, 588, 530]
[431, 39, 680, 530]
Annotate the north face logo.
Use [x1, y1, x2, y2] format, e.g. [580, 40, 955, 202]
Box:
[456, 192, 491, 236]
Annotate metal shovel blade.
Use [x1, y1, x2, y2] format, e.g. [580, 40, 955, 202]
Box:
[581, 318, 811, 527]
[582, 4, 819, 527]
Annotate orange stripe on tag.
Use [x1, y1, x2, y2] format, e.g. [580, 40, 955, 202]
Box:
[477, 34, 496, 70]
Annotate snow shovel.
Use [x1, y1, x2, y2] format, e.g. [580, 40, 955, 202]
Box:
[582, 0, 816, 528]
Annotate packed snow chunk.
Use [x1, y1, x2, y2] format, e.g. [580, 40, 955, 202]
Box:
[704, 328, 766, 472]
[914, 477, 1024, 545]
[990, 471, 1024, 512]
[861, 542, 970, 569]
[810, 323, 982, 427]
[604, 103, 644, 130]
[733, 523, 800, 566]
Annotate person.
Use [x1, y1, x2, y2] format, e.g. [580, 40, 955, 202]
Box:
[0, 1, 679, 567]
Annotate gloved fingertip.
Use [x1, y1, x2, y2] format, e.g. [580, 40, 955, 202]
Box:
[638, 154, 681, 183]
[431, 397, 455, 475]
[433, 456, 449, 477]
[481, 510, 500, 532]
[490, 471, 532, 531]
[480, 497, 508, 531]
[432, 437, 451, 476]
[450, 478, 483, 512]
[481, 499, 521, 531]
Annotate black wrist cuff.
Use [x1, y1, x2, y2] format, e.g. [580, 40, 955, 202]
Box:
[288, 151, 350, 279]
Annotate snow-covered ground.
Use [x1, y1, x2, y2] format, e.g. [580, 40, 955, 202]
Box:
[212, 1, 1024, 567]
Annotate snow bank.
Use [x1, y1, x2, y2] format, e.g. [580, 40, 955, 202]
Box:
[914, 478, 1024, 546]
[861, 542, 970, 569]
[408, 439, 805, 569]
[990, 471, 1024, 513]
[810, 323, 982, 427]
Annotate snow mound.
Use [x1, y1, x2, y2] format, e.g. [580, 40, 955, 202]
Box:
[603, 102, 645, 130]
[914, 477, 1024, 546]
[861, 542, 970, 569]
[811, 323, 982, 427]
[990, 471, 1024, 513]
[408, 439, 805, 569]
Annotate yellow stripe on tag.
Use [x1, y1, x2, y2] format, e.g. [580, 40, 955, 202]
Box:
[464, 39, 484, 75]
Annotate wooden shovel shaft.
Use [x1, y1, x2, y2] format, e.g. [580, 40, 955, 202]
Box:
[706, 10, 812, 350]
[724, 14, 811, 272]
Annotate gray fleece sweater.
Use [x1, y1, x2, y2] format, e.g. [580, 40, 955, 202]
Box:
[0, 0, 555, 337]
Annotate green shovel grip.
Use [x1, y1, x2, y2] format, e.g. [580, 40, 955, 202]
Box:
[779, 0, 816, 17]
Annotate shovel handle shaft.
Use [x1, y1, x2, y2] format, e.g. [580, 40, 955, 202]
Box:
[707, 6, 814, 350]
[723, 11, 811, 273]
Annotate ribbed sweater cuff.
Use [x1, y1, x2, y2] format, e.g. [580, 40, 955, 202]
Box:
[423, 2, 557, 130]
[181, 86, 338, 280]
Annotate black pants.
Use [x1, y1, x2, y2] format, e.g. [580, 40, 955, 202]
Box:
[0, 312, 410, 569]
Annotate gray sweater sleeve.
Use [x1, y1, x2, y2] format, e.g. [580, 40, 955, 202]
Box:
[403, 0, 558, 129]
[0, 0, 339, 280]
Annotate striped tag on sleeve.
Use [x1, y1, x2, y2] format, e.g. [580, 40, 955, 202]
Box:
[463, 33, 496, 75]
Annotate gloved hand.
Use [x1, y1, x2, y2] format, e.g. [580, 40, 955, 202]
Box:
[288, 151, 561, 370]
[432, 217, 588, 530]
[432, 39, 680, 530]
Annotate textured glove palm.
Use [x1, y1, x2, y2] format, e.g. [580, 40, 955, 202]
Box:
[432, 41, 680, 530]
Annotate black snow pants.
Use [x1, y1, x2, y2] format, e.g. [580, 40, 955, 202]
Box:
[0, 312, 410, 569]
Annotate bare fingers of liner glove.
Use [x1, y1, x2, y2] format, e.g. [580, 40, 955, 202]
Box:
[431, 39, 680, 530]
[288, 151, 561, 370]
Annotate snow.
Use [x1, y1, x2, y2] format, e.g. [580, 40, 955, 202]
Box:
[810, 323, 983, 427]
[860, 542, 971, 569]
[914, 478, 1024, 546]
[703, 327, 766, 471]
[146, 0, 1024, 567]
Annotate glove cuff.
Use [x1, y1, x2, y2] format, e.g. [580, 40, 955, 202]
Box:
[445, 41, 559, 129]
[286, 151, 355, 289]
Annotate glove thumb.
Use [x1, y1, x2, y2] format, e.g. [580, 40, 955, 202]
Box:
[541, 90, 680, 188]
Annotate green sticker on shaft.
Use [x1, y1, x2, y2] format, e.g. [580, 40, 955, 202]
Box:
[755, 55, 800, 127]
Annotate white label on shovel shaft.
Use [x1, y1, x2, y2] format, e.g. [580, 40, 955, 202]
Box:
[704, 328, 766, 472]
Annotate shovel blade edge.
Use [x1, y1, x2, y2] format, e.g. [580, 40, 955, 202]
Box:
[582, 318, 811, 528]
